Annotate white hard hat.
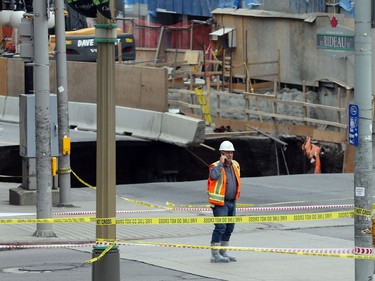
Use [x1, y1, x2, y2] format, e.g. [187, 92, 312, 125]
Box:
[219, 140, 235, 151]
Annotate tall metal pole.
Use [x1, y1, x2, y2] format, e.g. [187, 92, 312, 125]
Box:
[354, 0, 373, 280]
[55, 0, 73, 207]
[92, 0, 120, 280]
[33, 0, 55, 237]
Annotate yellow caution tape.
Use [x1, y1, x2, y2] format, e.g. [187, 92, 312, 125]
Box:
[0, 211, 355, 225]
[165, 202, 255, 208]
[71, 169, 96, 189]
[99, 240, 375, 260]
[115, 211, 354, 225]
[71, 169, 167, 209]
[96, 217, 117, 226]
[354, 207, 373, 217]
[2, 240, 374, 260]
[58, 167, 71, 175]
[117, 196, 166, 209]
[96, 238, 117, 243]
[0, 217, 95, 224]
[85, 241, 117, 264]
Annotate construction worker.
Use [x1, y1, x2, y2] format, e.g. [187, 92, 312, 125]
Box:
[207, 140, 241, 263]
[301, 137, 322, 174]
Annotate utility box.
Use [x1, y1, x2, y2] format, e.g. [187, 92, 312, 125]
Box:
[19, 94, 59, 157]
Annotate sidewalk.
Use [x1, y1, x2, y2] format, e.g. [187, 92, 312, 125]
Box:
[0, 178, 356, 281]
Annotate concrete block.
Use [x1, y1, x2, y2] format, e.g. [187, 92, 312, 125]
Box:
[0, 97, 205, 147]
[9, 187, 60, 206]
[116, 106, 162, 140]
[2, 96, 19, 123]
[68, 102, 97, 131]
[160, 113, 205, 146]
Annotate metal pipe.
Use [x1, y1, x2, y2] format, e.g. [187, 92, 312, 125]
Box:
[353, 1, 374, 280]
[33, 0, 55, 238]
[54, 0, 73, 207]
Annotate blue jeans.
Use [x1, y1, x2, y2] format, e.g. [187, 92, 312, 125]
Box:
[210, 200, 236, 243]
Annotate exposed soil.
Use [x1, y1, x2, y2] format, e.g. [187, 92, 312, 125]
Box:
[0, 136, 344, 187]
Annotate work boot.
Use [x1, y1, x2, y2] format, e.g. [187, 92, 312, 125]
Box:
[219, 241, 237, 262]
[210, 242, 230, 263]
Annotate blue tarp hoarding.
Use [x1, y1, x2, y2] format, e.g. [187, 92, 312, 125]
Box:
[128, 0, 222, 17]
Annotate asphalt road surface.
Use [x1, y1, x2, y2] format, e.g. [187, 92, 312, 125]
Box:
[0, 248, 223, 281]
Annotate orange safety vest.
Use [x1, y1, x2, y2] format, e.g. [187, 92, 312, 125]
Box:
[207, 160, 241, 206]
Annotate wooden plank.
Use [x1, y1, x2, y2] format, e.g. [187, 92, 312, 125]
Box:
[205, 130, 258, 138]
[0, 58, 7, 96]
[155, 60, 187, 67]
[169, 88, 196, 95]
[232, 83, 246, 91]
[222, 91, 345, 112]
[343, 145, 354, 173]
[215, 109, 347, 129]
[204, 60, 222, 64]
[155, 26, 166, 64]
[193, 71, 222, 76]
[180, 111, 202, 120]
[184, 50, 200, 64]
[272, 111, 344, 128]
[243, 92, 277, 99]
[247, 60, 279, 66]
[215, 119, 347, 143]
[168, 100, 201, 109]
[250, 73, 280, 78]
[251, 82, 274, 90]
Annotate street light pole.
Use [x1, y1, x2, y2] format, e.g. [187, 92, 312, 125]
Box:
[354, 0, 373, 280]
[33, 0, 55, 237]
[54, 0, 73, 207]
[92, 0, 120, 280]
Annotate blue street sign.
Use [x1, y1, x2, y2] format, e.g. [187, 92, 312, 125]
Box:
[348, 104, 359, 146]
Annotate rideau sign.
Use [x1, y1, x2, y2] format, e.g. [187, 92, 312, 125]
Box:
[316, 25, 355, 59]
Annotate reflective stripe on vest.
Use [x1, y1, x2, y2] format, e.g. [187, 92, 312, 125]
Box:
[207, 160, 240, 206]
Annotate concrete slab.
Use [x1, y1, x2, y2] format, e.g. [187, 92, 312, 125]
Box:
[116, 106, 162, 140]
[160, 112, 205, 146]
[9, 187, 60, 206]
[0, 96, 206, 146]
[68, 101, 97, 131]
[1, 96, 19, 123]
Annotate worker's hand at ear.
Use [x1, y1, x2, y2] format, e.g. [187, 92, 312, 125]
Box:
[220, 154, 227, 163]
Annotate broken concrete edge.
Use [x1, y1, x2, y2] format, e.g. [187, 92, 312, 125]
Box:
[160, 112, 205, 146]
[0, 96, 205, 147]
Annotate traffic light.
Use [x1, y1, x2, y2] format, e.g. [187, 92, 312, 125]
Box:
[67, 0, 123, 20]
[93, 0, 112, 19]
[67, 0, 97, 18]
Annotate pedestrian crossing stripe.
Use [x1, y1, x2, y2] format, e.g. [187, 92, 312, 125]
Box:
[0, 210, 354, 225]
